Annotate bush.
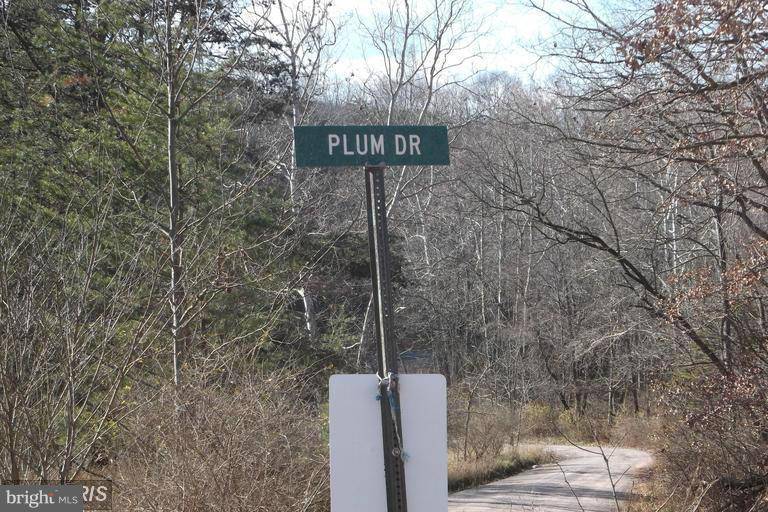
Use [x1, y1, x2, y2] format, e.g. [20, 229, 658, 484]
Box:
[648, 367, 768, 511]
[609, 413, 658, 448]
[111, 374, 329, 512]
[556, 409, 612, 442]
[519, 402, 559, 438]
[449, 400, 516, 461]
[448, 446, 553, 493]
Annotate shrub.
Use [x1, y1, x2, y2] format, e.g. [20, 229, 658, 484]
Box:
[448, 446, 553, 493]
[555, 409, 612, 442]
[111, 374, 329, 512]
[447, 383, 518, 461]
[520, 402, 559, 438]
[609, 413, 658, 448]
[448, 403, 517, 460]
[650, 367, 768, 511]
[449, 400, 516, 461]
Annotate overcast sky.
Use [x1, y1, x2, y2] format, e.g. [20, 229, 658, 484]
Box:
[323, 0, 560, 84]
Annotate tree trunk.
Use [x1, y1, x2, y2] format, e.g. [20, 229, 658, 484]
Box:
[714, 184, 733, 367]
[297, 287, 317, 341]
[166, 3, 185, 387]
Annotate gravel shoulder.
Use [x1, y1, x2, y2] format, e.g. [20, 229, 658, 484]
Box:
[448, 444, 654, 512]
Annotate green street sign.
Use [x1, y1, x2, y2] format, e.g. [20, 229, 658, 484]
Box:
[294, 125, 449, 167]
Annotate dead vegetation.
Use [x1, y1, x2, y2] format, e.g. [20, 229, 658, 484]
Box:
[447, 390, 555, 493]
[448, 446, 553, 493]
[111, 374, 329, 512]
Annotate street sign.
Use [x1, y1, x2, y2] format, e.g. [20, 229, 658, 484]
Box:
[299, 124, 450, 512]
[329, 374, 447, 512]
[294, 125, 449, 167]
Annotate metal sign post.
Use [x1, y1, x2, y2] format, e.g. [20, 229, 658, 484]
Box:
[293, 124, 449, 512]
[364, 165, 407, 512]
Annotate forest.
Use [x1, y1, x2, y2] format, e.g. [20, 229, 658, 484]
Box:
[0, 0, 766, 510]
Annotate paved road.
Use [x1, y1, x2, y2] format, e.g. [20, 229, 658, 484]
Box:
[448, 444, 653, 512]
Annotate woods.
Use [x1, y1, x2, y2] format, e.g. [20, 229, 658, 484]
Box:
[1, 0, 766, 510]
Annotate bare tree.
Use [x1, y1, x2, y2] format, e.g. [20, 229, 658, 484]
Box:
[0, 177, 162, 482]
[353, 0, 488, 366]
[262, 0, 339, 342]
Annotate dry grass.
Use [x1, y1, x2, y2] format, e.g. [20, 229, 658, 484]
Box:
[448, 445, 554, 493]
[624, 475, 667, 512]
[609, 413, 660, 448]
[446, 392, 558, 493]
[623, 468, 711, 512]
[110, 374, 329, 512]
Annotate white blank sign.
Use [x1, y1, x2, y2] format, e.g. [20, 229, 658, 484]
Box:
[329, 374, 447, 512]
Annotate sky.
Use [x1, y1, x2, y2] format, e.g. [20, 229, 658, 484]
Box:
[323, 0, 561, 84]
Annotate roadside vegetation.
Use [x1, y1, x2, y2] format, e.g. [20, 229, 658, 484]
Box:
[112, 372, 329, 511]
[447, 394, 555, 493]
[448, 447, 552, 494]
